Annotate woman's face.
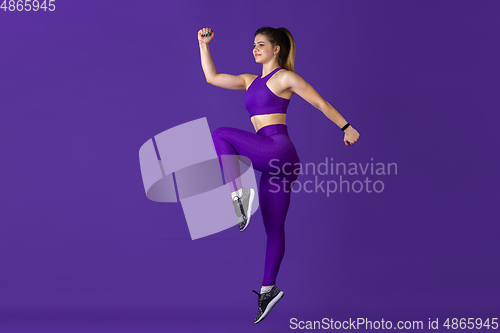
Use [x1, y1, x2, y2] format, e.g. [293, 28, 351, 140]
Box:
[253, 34, 277, 64]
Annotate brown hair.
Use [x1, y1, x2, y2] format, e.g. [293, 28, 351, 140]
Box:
[254, 27, 296, 72]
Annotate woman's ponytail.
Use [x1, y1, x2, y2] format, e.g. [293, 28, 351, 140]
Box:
[277, 27, 295, 72]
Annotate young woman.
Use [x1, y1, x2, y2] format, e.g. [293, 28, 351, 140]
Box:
[198, 26, 360, 324]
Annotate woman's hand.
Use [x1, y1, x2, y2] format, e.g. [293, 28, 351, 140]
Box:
[198, 27, 214, 45]
[344, 126, 360, 146]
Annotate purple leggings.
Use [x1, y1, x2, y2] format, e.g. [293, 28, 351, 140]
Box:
[211, 124, 300, 286]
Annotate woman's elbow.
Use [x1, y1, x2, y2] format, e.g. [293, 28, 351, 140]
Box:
[206, 75, 217, 85]
[315, 99, 327, 111]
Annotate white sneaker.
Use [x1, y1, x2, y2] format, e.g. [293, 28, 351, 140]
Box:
[231, 187, 255, 231]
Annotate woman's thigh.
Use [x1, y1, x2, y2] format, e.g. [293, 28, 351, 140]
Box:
[212, 127, 299, 173]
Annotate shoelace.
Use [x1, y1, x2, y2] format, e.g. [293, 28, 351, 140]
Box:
[233, 197, 243, 217]
[236, 197, 246, 218]
[252, 290, 261, 297]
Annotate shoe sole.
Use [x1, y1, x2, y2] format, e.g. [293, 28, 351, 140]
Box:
[240, 188, 255, 232]
[254, 291, 284, 324]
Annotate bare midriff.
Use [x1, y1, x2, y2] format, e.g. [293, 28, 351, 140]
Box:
[251, 113, 287, 133]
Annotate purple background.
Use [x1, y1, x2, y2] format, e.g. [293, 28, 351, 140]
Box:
[1, 0, 499, 332]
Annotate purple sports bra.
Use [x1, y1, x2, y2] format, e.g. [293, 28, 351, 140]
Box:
[244, 67, 291, 118]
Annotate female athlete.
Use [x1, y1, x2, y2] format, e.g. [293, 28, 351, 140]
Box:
[198, 26, 360, 324]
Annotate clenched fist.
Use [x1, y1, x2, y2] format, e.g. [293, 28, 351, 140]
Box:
[198, 27, 214, 44]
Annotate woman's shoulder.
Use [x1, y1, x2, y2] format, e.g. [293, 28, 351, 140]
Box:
[276, 68, 301, 78]
[276, 68, 301, 86]
[278, 68, 298, 77]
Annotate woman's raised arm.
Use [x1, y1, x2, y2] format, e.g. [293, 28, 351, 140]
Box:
[198, 28, 248, 91]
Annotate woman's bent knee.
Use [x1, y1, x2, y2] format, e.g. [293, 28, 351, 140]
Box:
[211, 127, 230, 140]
